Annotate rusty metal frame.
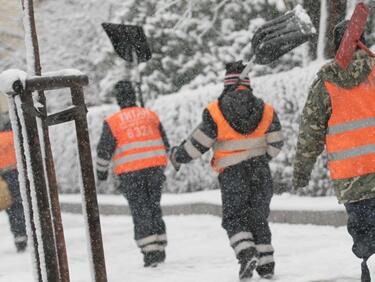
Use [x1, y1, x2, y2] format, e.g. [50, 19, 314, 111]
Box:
[11, 73, 107, 282]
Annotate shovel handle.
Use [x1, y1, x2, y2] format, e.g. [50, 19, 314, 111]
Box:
[358, 41, 375, 58]
[239, 56, 255, 80]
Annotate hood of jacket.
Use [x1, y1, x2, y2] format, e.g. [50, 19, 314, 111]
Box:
[218, 88, 264, 135]
[318, 50, 375, 89]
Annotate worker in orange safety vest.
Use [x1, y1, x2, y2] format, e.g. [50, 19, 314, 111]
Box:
[170, 61, 284, 281]
[96, 80, 169, 267]
[293, 20, 375, 281]
[0, 113, 27, 253]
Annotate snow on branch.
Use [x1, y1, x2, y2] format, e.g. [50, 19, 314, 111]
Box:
[154, 0, 182, 15]
[198, 0, 231, 39]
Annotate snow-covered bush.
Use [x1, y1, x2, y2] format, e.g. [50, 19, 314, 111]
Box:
[0, 0, 308, 111]
[50, 62, 334, 197]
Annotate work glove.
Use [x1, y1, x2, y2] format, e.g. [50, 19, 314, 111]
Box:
[292, 173, 309, 191]
[169, 146, 181, 172]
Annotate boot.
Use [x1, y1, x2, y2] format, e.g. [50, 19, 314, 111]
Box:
[143, 251, 159, 267]
[256, 262, 275, 279]
[15, 236, 27, 253]
[238, 247, 258, 281]
[155, 250, 166, 264]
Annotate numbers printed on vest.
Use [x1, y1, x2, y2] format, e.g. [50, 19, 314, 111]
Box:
[126, 125, 155, 139]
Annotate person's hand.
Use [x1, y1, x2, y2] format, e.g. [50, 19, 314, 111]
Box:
[169, 146, 181, 172]
[292, 174, 309, 191]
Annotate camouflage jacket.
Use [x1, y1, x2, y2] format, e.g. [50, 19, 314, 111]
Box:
[294, 50, 375, 204]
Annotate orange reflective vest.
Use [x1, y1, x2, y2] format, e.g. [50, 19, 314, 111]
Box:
[325, 67, 375, 180]
[0, 131, 17, 171]
[207, 101, 274, 173]
[106, 107, 168, 175]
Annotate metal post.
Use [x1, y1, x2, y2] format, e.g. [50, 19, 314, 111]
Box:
[9, 96, 43, 282]
[18, 88, 60, 282]
[70, 86, 108, 282]
[21, 1, 70, 279]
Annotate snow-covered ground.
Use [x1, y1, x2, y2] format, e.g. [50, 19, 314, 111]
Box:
[0, 212, 364, 282]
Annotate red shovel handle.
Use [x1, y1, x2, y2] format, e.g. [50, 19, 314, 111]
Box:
[358, 41, 375, 58]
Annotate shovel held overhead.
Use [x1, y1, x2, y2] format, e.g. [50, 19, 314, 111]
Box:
[240, 4, 316, 80]
[102, 23, 152, 106]
[336, 3, 375, 70]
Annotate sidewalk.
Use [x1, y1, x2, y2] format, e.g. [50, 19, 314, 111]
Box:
[60, 191, 348, 226]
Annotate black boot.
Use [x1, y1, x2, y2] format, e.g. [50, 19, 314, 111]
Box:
[15, 236, 27, 253]
[155, 251, 166, 264]
[143, 251, 160, 267]
[238, 247, 258, 281]
[256, 262, 275, 280]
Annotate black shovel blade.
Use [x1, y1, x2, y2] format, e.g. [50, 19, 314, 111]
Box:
[254, 32, 311, 64]
[251, 5, 316, 64]
[102, 23, 152, 63]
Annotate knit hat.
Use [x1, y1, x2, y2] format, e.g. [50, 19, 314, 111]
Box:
[224, 61, 250, 87]
[113, 80, 136, 108]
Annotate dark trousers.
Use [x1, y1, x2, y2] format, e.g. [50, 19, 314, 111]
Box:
[345, 198, 375, 281]
[3, 170, 27, 241]
[219, 160, 274, 275]
[118, 167, 167, 253]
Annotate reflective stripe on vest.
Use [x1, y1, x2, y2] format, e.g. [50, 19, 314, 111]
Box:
[325, 67, 375, 179]
[106, 107, 168, 174]
[0, 131, 17, 171]
[207, 101, 274, 172]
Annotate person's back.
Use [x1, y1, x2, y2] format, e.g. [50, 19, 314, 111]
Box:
[294, 49, 375, 203]
[171, 61, 284, 280]
[105, 106, 168, 175]
[96, 80, 169, 267]
[293, 20, 375, 281]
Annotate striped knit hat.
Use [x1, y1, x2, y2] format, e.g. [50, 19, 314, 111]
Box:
[224, 61, 250, 87]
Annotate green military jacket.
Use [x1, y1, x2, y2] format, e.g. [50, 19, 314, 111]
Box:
[294, 50, 375, 203]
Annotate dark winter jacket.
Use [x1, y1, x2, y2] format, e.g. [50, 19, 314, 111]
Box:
[96, 107, 170, 181]
[0, 120, 11, 132]
[174, 87, 283, 172]
[294, 50, 375, 203]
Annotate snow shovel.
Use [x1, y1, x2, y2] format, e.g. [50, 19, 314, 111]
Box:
[102, 23, 152, 106]
[336, 3, 375, 70]
[239, 4, 316, 80]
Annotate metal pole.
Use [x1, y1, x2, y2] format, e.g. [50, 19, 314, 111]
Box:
[70, 86, 108, 282]
[21, 1, 70, 280]
[8, 96, 43, 282]
[18, 88, 60, 282]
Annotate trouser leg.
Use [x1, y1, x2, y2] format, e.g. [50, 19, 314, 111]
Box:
[220, 165, 275, 277]
[147, 170, 167, 249]
[220, 172, 256, 261]
[4, 170, 27, 247]
[248, 170, 274, 277]
[120, 171, 166, 266]
[121, 178, 158, 250]
[345, 198, 375, 282]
